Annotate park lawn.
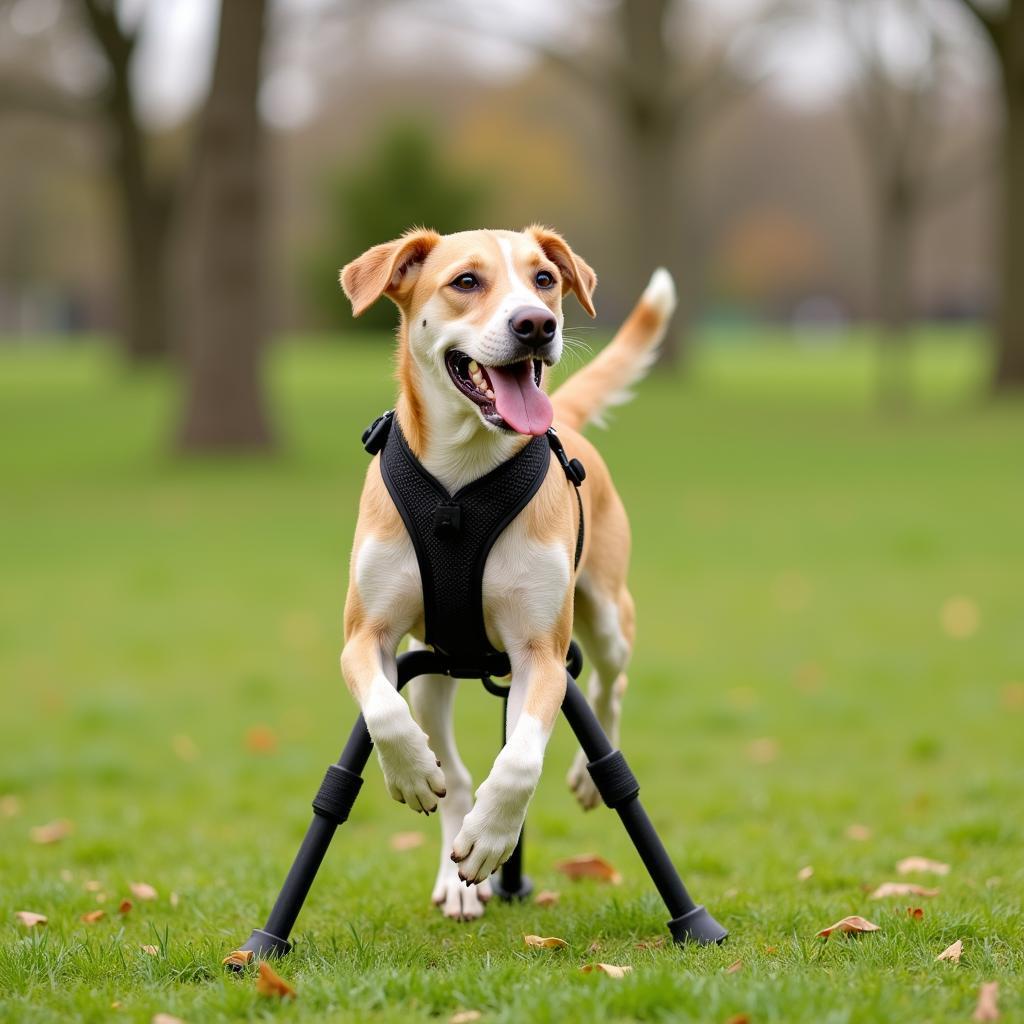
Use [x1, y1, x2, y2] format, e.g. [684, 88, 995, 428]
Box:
[0, 328, 1022, 1024]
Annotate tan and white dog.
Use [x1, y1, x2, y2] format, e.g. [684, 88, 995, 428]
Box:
[339, 226, 675, 921]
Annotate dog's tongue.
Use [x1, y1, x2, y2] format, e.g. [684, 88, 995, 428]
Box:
[487, 361, 552, 436]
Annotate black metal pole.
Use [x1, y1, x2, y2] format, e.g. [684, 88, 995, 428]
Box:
[227, 648, 449, 965]
[560, 674, 727, 945]
[492, 692, 532, 900]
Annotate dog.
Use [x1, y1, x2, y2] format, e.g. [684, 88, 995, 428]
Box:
[339, 226, 675, 921]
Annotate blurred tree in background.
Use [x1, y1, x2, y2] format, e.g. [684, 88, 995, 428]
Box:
[304, 119, 489, 332]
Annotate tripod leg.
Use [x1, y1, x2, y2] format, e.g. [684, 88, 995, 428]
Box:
[492, 693, 532, 900]
[226, 648, 449, 967]
[561, 672, 727, 945]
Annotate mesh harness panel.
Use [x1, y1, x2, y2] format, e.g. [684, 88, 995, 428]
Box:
[362, 411, 584, 676]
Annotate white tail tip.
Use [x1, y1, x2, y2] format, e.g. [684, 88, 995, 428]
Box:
[643, 267, 676, 319]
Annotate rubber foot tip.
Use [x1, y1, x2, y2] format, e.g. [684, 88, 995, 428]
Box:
[667, 905, 728, 945]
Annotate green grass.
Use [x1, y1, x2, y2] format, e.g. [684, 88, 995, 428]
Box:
[1, 329, 1022, 1023]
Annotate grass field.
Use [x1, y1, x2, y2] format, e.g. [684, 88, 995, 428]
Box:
[1, 329, 1022, 1023]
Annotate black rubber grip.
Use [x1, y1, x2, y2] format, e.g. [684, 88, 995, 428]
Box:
[312, 764, 363, 823]
[586, 749, 639, 808]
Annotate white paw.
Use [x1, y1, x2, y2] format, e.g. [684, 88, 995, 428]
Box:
[451, 778, 531, 884]
[364, 685, 446, 813]
[432, 861, 491, 921]
[567, 750, 601, 810]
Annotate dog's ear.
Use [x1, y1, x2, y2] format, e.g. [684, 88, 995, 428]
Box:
[526, 225, 597, 318]
[340, 228, 442, 317]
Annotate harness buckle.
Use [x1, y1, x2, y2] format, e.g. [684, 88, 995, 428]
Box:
[433, 503, 462, 539]
[362, 410, 394, 455]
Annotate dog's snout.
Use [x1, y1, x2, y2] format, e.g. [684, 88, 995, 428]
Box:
[509, 306, 557, 349]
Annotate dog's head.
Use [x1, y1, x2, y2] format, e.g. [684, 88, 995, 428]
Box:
[341, 226, 596, 437]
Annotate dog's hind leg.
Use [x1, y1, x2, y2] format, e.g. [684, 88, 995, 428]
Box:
[407, 641, 491, 920]
[567, 577, 635, 809]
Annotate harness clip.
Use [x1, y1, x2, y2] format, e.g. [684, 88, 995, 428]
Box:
[362, 410, 394, 455]
[433, 503, 462, 539]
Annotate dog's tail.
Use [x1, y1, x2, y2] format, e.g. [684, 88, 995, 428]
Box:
[551, 268, 676, 431]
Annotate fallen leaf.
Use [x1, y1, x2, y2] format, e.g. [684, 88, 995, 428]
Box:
[141, 944, 160, 956]
[896, 856, 950, 876]
[747, 737, 779, 764]
[725, 959, 743, 974]
[449, 1013, 482, 1024]
[797, 865, 814, 881]
[59, 868, 73, 882]
[580, 963, 632, 978]
[389, 831, 425, 851]
[907, 907, 925, 919]
[763, 945, 778, 954]
[940, 596, 979, 639]
[936, 939, 963, 963]
[84, 880, 103, 892]
[118, 897, 132, 913]
[255, 960, 296, 999]
[15, 911, 47, 928]
[130, 881, 158, 901]
[30, 819, 73, 844]
[169, 891, 180, 908]
[222, 949, 254, 968]
[524, 934, 568, 949]
[973, 981, 999, 1021]
[81, 909, 106, 923]
[587, 941, 603, 953]
[111, 1001, 122, 1009]
[245, 725, 278, 754]
[870, 882, 940, 899]
[1, 794, 21, 817]
[816, 915, 880, 938]
[152, 1016, 188, 1024]
[1002, 682, 1024, 711]
[845, 823, 872, 841]
[555, 854, 622, 884]
[534, 890, 560, 907]
[634, 936, 665, 949]
[94, 892, 108, 904]
[725, 1016, 751, 1024]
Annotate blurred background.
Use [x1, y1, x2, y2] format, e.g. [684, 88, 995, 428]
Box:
[1, 0, 1021, 440]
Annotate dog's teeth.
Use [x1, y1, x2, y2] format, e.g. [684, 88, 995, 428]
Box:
[471, 371, 483, 385]
[468, 360, 479, 373]
[485, 388, 495, 400]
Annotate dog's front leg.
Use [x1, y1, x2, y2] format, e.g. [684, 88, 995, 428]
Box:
[451, 645, 567, 883]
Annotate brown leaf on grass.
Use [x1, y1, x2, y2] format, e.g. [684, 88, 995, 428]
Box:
[897, 856, 950, 876]
[152, 1016, 188, 1024]
[940, 596, 980, 639]
[534, 890, 560, 907]
[587, 941, 603, 953]
[245, 725, 278, 754]
[747, 737, 779, 764]
[84, 880, 103, 892]
[255, 961, 296, 999]
[555, 854, 622, 884]
[870, 882, 940, 899]
[389, 831, 425, 851]
[449, 1012, 482, 1024]
[524, 934, 568, 949]
[724, 1016, 751, 1024]
[936, 939, 963, 963]
[81, 909, 106, 923]
[1, 794, 21, 817]
[1002, 682, 1024, 711]
[118, 899, 133, 914]
[130, 881, 158, 901]
[15, 911, 47, 928]
[30, 819, 73, 844]
[764, 945, 778, 954]
[797, 865, 814, 881]
[222, 949, 255, 968]
[580, 963, 633, 978]
[141, 944, 160, 956]
[973, 982, 999, 1021]
[816, 915, 880, 938]
[907, 907, 925, 920]
[635, 936, 666, 950]
[725, 959, 743, 974]
[845, 823, 872, 842]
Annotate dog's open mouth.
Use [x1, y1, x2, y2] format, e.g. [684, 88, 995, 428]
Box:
[445, 351, 552, 436]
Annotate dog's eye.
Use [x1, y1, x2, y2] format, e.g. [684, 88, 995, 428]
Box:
[450, 273, 480, 292]
[535, 270, 555, 289]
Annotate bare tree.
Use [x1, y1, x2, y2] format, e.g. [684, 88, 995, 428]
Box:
[176, 0, 274, 451]
[954, 0, 1024, 392]
[0, 0, 180, 361]
[828, 0, 990, 407]
[408, 0, 758, 367]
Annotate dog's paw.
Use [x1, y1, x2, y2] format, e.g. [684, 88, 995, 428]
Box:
[567, 750, 601, 810]
[432, 861, 491, 920]
[450, 784, 529, 884]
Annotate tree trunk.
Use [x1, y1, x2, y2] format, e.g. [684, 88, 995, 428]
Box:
[617, 0, 687, 367]
[177, 0, 273, 451]
[876, 181, 914, 410]
[993, 6, 1024, 391]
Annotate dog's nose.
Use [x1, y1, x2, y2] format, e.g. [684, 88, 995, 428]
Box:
[509, 306, 557, 349]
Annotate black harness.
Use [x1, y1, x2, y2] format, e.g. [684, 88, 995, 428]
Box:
[362, 410, 585, 678]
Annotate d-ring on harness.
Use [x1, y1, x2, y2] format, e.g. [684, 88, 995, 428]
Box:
[227, 412, 726, 966]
